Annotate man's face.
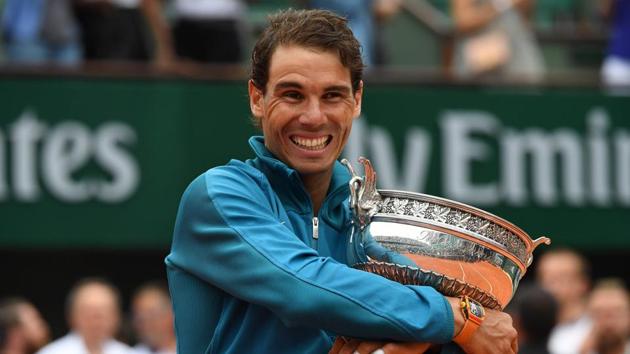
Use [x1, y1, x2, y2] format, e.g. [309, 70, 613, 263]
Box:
[536, 253, 588, 305]
[588, 287, 630, 348]
[132, 290, 174, 348]
[69, 284, 120, 345]
[249, 45, 362, 177]
[17, 303, 50, 351]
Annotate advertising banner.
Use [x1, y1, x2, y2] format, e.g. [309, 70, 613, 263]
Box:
[1, 78, 628, 249]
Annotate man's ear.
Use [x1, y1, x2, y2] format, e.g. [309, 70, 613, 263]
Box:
[352, 80, 363, 119]
[248, 80, 264, 120]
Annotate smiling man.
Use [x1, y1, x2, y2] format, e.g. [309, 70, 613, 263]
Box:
[248, 43, 360, 215]
[166, 9, 517, 354]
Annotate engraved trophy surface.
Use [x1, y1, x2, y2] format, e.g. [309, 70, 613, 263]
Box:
[342, 157, 550, 310]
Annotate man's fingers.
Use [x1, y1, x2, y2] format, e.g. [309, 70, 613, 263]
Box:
[329, 337, 347, 354]
[382, 342, 432, 353]
[354, 341, 385, 354]
[337, 338, 361, 354]
[329, 337, 361, 354]
[330, 339, 432, 354]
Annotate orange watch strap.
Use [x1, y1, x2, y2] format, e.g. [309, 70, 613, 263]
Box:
[453, 315, 481, 345]
[453, 296, 484, 346]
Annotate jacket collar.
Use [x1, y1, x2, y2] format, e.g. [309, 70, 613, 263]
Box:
[247, 136, 350, 215]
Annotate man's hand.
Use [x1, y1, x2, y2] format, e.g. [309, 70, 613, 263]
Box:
[446, 296, 517, 354]
[457, 308, 518, 354]
[329, 296, 517, 354]
[329, 337, 432, 354]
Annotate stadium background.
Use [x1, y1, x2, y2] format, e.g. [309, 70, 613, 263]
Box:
[1, 0, 628, 341]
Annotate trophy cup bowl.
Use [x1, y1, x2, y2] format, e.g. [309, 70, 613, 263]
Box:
[342, 158, 550, 310]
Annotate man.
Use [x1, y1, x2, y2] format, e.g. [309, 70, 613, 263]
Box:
[130, 281, 176, 354]
[536, 249, 592, 354]
[308, 0, 402, 66]
[169, 0, 247, 64]
[505, 284, 558, 354]
[0, 298, 50, 354]
[580, 279, 630, 354]
[600, 0, 630, 89]
[72, 0, 174, 65]
[36, 278, 130, 354]
[1, 0, 81, 66]
[166, 8, 517, 354]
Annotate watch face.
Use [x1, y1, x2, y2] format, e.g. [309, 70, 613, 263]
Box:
[469, 301, 485, 318]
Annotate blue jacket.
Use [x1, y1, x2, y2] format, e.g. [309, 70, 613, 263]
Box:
[165, 136, 454, 354]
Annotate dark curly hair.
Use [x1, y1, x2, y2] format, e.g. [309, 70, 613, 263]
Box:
[250, 9, 364, 94]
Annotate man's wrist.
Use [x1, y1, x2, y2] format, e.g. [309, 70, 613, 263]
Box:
[452, 296, 485, 345]
[447, 297, 466, 338]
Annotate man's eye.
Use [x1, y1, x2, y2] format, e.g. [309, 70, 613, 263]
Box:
[284, 92, 303, 100]
[323, 92, 343, 100]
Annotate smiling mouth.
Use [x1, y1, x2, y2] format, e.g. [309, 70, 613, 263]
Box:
[290, 135, 332, 151]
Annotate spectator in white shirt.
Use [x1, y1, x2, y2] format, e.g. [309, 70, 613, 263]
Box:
[36, 278, 130, 354]
[129, 281, 175, 354]
[580, 278, 630, 354]
[537, 249, 593, 354]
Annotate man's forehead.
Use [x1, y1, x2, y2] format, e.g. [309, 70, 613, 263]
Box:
[136, 289, 170, 304]
[268, 45, 351, 82]
[541, 252, 581, 266]
[74, 284, 117, 305]
[272, 79, 352, 94]
[592, 288, 629, 301]
[271, 44, 339, 60]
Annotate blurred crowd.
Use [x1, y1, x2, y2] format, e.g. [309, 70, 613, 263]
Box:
[0, 0, 251, 67]
[509, 248, 630, 354]
[0, 0, 628, 86]
[0, 279, 176, 354]
[1, 249, 629, 354]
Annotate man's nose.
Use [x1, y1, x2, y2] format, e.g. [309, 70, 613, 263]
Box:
[299, 100, 326, 126]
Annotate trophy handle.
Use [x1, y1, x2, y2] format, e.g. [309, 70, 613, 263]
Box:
[527, 236, 551, 266]
[532, 236, 551, 250]
[340, 158, 362, 221]
[358, 157, 377, 201]
[340, 158, 357, 179]
[341, 157, 382, 231]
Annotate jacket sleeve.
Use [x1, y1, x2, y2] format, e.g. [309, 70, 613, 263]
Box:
[166, 166, 454, 343]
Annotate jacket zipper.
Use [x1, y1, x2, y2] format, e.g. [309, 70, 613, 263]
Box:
[311, 216, 319, 249]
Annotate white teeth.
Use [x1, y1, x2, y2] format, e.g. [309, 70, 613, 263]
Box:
[291, 136, 330, 150]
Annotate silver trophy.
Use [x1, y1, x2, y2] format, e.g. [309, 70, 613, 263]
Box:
[342, 157, 550, 310]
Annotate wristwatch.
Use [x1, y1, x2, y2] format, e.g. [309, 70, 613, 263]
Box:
[453, 295, 485, 346]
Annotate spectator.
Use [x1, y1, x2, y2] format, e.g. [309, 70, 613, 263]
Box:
[36, 278, 130, 354]
[505, 284, 558, 354]
[537, 249, 593, 354]
[601, 0, 630, 89]
[307, 1, 375, 66]
[307, 0, 401, 67]
[130, 281, 175, 354]
[169, 0, 247, 64]
[450, 0, 545, 81]
[580, 279, 630, 354]
[72, 0, 174, 65]
[0, 297, 50, 354]
[1, 0, 81, 65]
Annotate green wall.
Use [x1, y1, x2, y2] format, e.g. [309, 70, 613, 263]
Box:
[0, 77, 628, 250]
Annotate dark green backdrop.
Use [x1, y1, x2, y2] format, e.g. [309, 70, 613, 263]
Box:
[1, 77, 628, 250]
